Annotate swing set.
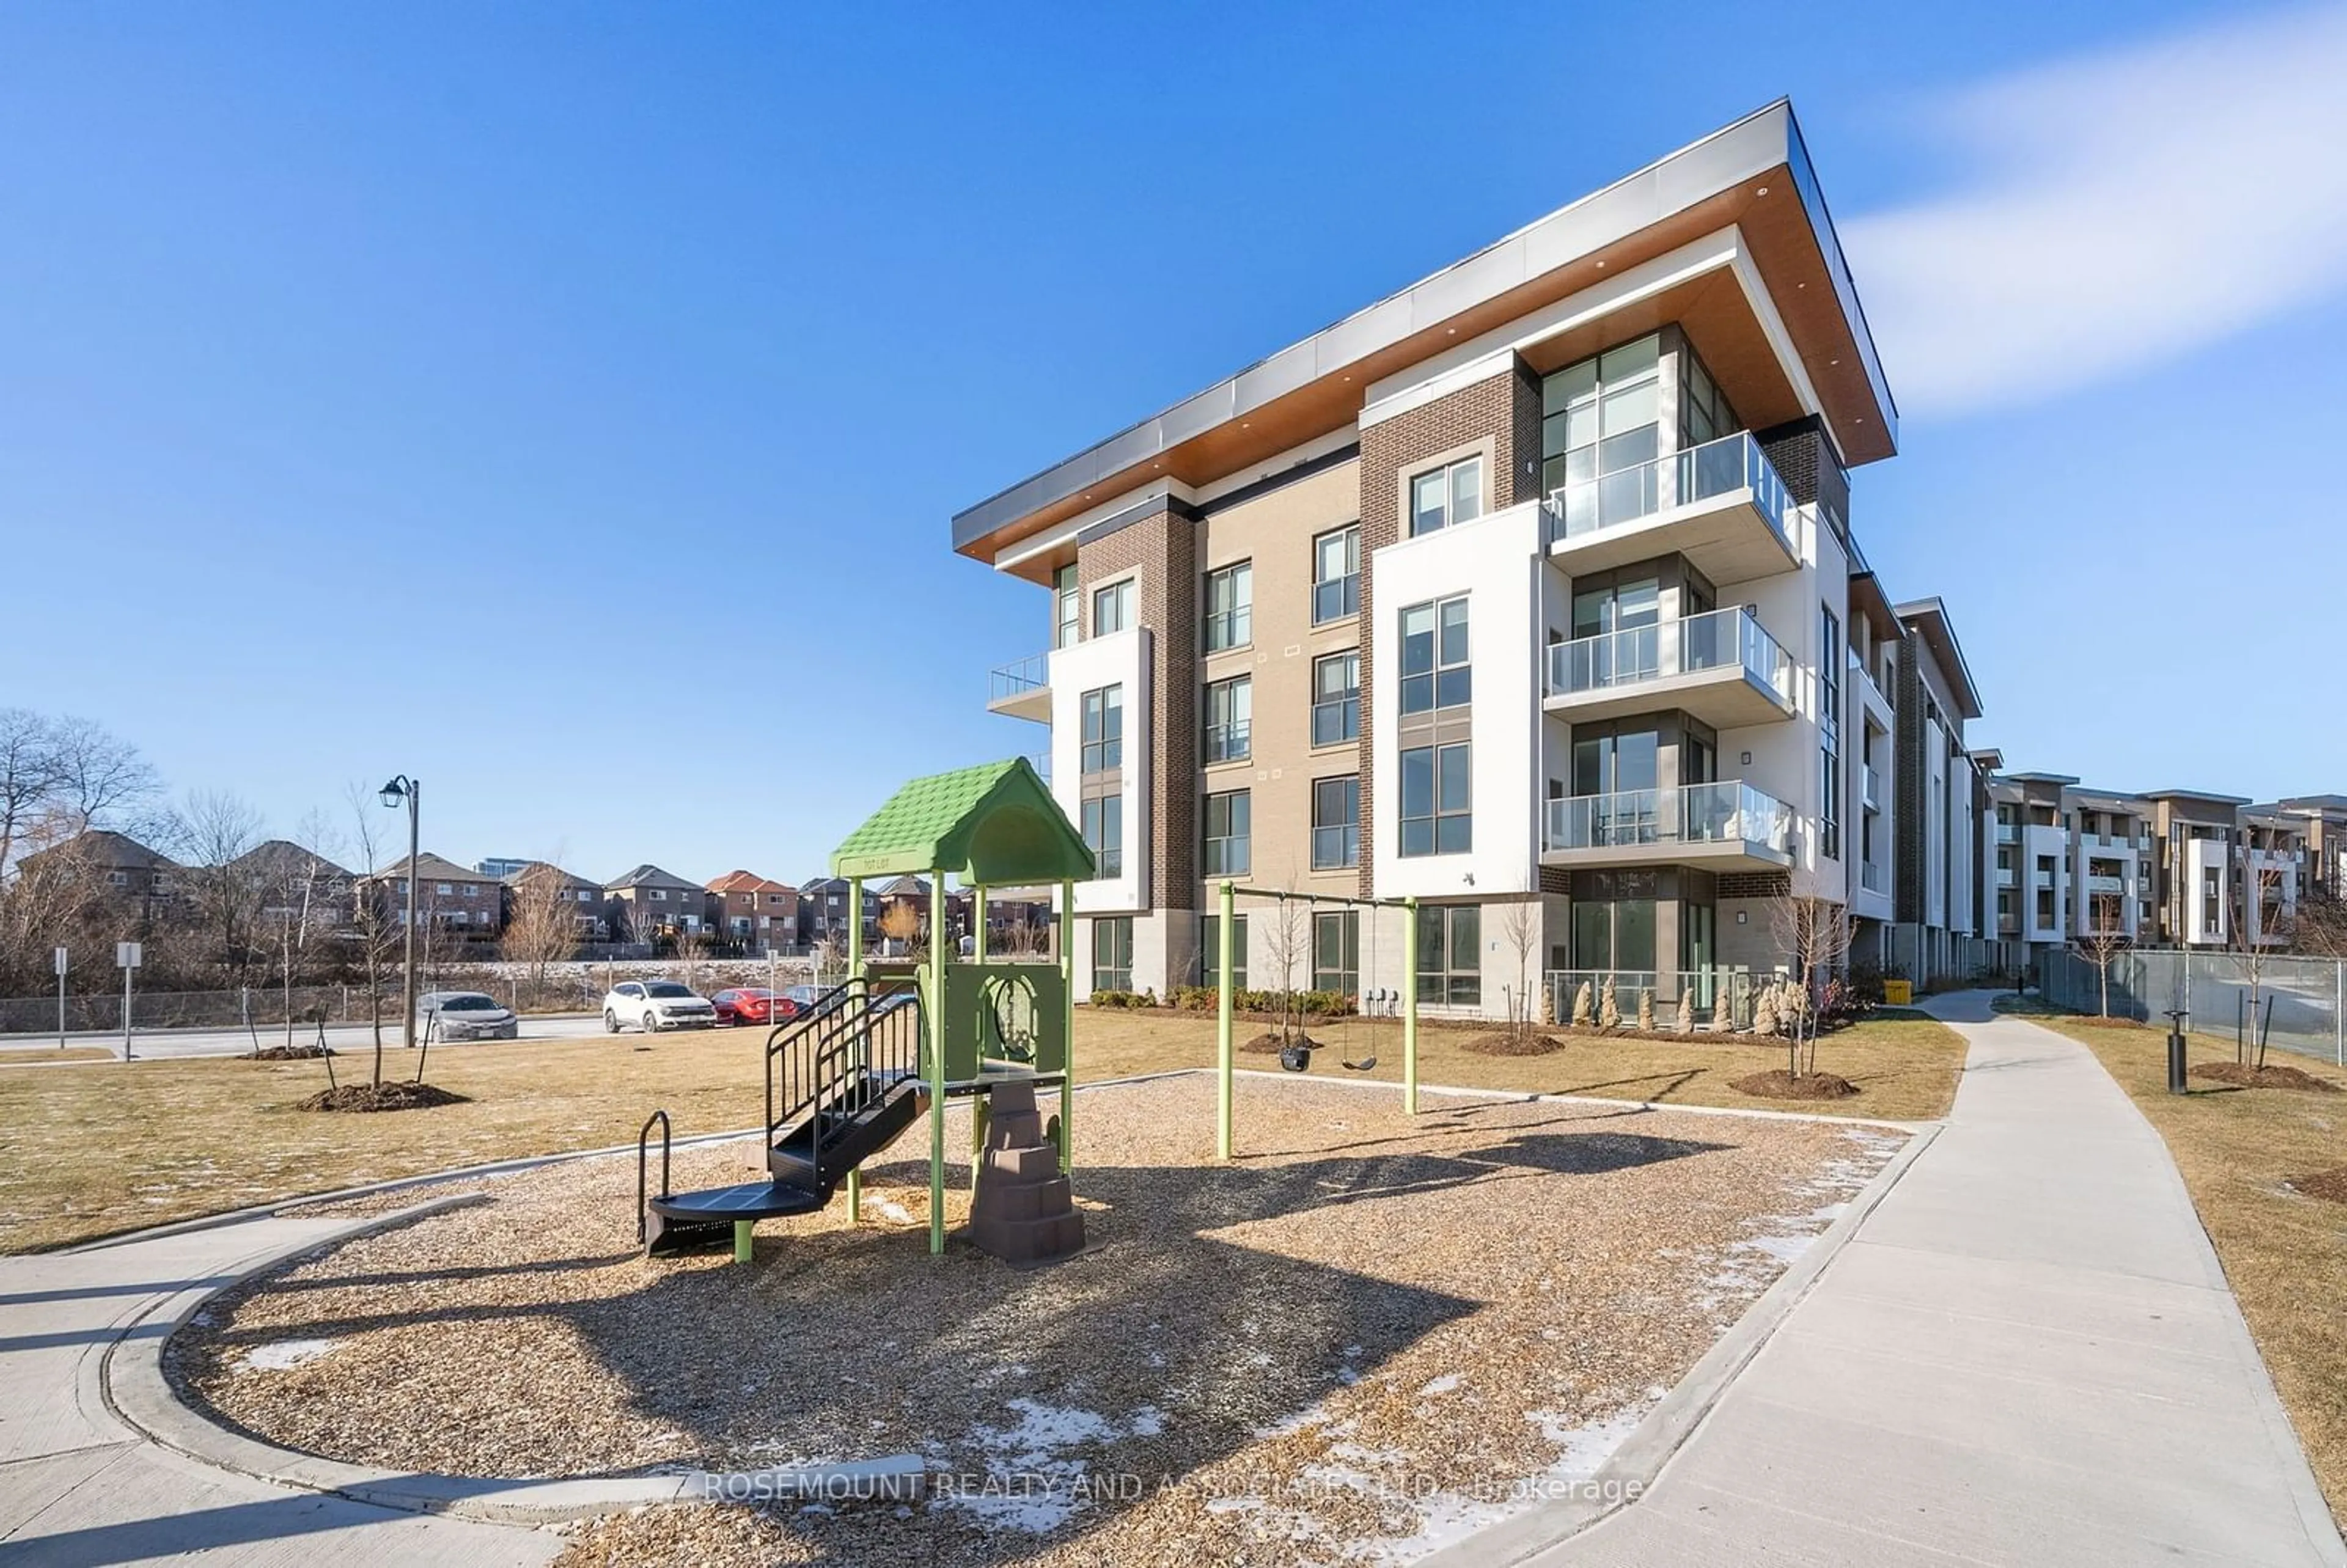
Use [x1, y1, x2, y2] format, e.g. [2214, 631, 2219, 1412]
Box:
[1208, 879, 1423, 1160]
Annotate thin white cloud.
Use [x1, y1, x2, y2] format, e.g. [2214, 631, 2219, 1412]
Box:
[1843, 4, 2347, 416]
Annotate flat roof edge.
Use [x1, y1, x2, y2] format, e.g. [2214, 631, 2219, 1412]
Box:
[951, 98, 1894, 557]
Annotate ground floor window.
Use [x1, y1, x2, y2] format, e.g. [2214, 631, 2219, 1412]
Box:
[1199, 913, 1248, 990]
[1092, 917, 1133, 994]
[1415, 904, 1481, 1006]
[1571, 871, 1662, 975]
[1313, 910, 1359, 996]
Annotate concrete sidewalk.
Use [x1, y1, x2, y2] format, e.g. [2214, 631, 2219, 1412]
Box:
[0, 1215, 557, 1566]
[1518, 991, 2345, 1567]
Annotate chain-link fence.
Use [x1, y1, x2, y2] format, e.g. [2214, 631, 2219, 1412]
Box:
[0, 955, 839, 1038]
[2037, 948, 2346, 1065]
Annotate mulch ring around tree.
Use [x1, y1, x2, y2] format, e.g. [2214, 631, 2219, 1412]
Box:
[1462, 1031, 1566, 1057]
[1241, 1031, 1318, 1055]
[295, 1082, 470, 1113]
[2187, 1061, 2342, 1093]
[2288, 1167, 2347, 1206]
[1731, 1069, 1859, 1101]
[245, 1045, 336, 1061]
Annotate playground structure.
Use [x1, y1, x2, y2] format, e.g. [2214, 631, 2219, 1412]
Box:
[638, 758, 1094, 1261]
[1209, 880, 1423, 1159]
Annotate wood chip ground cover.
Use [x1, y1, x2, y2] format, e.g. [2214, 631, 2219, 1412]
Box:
[171, 1073, 1908, 1566]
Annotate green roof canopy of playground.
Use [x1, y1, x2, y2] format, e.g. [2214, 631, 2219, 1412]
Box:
[829, 758, 1093, 887]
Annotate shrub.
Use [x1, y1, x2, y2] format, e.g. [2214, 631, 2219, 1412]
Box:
[1088, 989, 1153, 1009]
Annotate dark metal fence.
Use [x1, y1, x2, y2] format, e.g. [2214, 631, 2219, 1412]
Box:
[2037, 949, 2345, 1064]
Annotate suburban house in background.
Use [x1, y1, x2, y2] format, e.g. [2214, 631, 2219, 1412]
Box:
[798, 876, 880, 947]
[500, 861, 610, 942]
[955, 100, 2016, 1015]
[229, 840, 354, 931]
[707, 870, 799, 951]
[362, 852, 505, 940]
[602, 863, 707, 942]
[17, 830, 180, 921]
[473, 857, 535, 879]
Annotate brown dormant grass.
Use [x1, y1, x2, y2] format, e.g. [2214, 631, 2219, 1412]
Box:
[0, 1008, 1965, 1255]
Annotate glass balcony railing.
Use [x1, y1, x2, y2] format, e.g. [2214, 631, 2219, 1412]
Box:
[1544, 780, 1793, 855]
[1861, 861, 1887, 894]
[1545, 606, 1792, 706]
[1862, 764, 1883, 811]
[1544, 431, 1792, 552]
[988, 653, 1049, 704]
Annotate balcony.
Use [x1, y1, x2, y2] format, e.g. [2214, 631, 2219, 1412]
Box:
[1860, 860, 1887, 895]
[987, 652, 1051, 722]
[1541, 780, 1794, 874]
[1542, 606, 1794, 729]
[1544, 432, 1798, 584]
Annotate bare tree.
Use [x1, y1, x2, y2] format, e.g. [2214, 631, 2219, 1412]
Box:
[502, 859, 582, 1006]
[2294, 887, 2347, 960]
[2072, 892, 2130, 1020]
[162, 791, 268, 984]
[46, 715, 161, 827]
[1498, 898, 1541, 1041]
[1769, 878, 1854, 1080]
[343, 784, 406, 1088]
[1257, 883, 1310, 1042]
[877, 900, 921, 960]
[2229, 852, 2291, 1069]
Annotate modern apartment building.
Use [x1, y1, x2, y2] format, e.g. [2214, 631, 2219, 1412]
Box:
[1886, 598, 1998, 984]
[2275, 794, 2347, 901]
[958, 103, 1991, 1014]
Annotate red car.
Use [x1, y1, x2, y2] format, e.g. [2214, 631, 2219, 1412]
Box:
[711, 987, 799, 1027]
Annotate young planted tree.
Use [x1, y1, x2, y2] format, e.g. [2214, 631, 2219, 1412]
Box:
[343, 785, 405, 1089]
[1497, 898, 1542, 1041]
[1258, 889, 1310, 1044]
[878, 899, 922, 962]
[2228, 855, 2292, 1069]
[2072, 892, 2130, 1020]
[1769, 881, 1854, 1080]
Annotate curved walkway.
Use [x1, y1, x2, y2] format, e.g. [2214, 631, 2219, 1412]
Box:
[0, 1210, 557, 1567]
[1496, 991, 2345, 1567]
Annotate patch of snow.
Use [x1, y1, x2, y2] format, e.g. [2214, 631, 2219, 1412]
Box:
[939, 1398, 1166, 1534]
[240, 1338, 339, 1373]
[1419, 1373, 1463, 1396]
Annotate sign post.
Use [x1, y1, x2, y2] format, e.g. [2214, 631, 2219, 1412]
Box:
[54, 947, 68, 1050]
[116, 942, 142, 1061]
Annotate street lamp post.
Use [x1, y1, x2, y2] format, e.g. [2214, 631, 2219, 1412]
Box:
[380, 776, 421, 1049]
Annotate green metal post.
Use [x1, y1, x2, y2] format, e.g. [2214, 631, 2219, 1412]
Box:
[1402, 896, 1419, 1117]
[971, 883, 989, 1157]
[1059, 878, 1075, 1174]
[973, 887, 988, 962]
[845, 876, 864, 1223]
[928, 873, 947, 1256]
[1217, 879, 1235, 1160]
[733, 1220, 753, 1264]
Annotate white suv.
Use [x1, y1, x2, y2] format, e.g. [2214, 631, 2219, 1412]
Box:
[603, 980, 717, 1034]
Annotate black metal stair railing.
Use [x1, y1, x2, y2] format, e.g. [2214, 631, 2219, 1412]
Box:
[763, 977, 927, 1185]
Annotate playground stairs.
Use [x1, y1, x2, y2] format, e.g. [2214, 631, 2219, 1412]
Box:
[969, 1079, 1083, 1264]
[767, 1068, 927, 1192]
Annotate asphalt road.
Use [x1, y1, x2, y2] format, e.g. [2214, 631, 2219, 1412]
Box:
[2, 1013, 606, 1060]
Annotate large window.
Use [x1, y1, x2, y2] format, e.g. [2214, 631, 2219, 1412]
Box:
[1200, 913, 1248, 990]
[1054, 565, 1079, 650]
[1400, 743, 1472, 857]
[1541, 334, 1662, 522]
[1080, 794, 1123, 879]
[1093, 578, 1134, 636]
[1680, 348, 1740, 447]
[1312, 775, 1360, 870]
[1409, 456, 1483, 537]
[1313, 910, 1359, 996]
[1079, 685, 1123, 774]
[1203, 789, 1252, 877]
[1204, 562, 1252, 652]
[1313, 525, 1361, 623]
[1312, 651, 1359, 746]
[1571, 871, 1659, 973]
[1416, 904, 1481, 1006]
[1819, 605, 1842, 861]
[1203, 675, 1252, 764]
[1092, 917, 1133, 994]
[1399, 595, 1471, 715]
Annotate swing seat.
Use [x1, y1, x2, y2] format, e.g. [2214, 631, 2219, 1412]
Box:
[1341, 1054, 1378, 1071]
[1279, 1043, 1312, 1072]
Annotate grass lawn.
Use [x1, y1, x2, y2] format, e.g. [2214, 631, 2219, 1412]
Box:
[0, 1008, 1965, 1256]
[2026, 1008, 2347, 1531]
[0, 1047, 115, 1065]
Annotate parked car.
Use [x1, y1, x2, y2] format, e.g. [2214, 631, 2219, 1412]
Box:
[782, 983, 826, 1012]
[602, 980, 717, 1034]
[711, 987, 799, 1027]
[416, 991, 519, 1042]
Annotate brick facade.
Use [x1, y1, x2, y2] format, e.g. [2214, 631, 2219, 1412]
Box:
[1354, 359, 1541, 896]
[1078, 507, 1199, 913]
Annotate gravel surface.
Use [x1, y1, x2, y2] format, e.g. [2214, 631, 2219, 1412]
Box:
[169, 1074, 1907, 1566]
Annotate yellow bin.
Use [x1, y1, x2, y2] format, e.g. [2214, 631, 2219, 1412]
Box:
[1882, 980, 1913, 1005]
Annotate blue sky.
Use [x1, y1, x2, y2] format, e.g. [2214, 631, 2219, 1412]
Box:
[2, 1, 2340, 882]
